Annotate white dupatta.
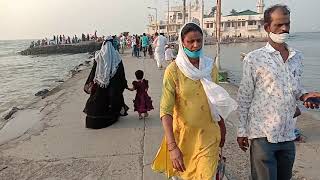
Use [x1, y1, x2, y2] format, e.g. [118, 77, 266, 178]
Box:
[175, 23, 238, 121]
[94, 36, 122, 88]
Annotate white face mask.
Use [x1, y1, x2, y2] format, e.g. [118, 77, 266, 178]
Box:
[269, 32, 289, 44]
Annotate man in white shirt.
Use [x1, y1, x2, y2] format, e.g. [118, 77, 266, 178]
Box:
[165, 45, 175, 62]
[153, 31, 168, 69]
[131, 36, 137, 57]
[120, 35, 126, 54]
[237, 5, 317, 180]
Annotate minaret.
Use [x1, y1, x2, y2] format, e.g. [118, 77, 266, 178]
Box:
[200, 0, 204, 28]
[188, 1, 192, 22]
[257, 0, 265, 14]
[195, 0, 199, 10]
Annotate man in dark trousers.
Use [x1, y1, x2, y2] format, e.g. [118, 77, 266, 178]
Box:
[237, 5, 318, 180]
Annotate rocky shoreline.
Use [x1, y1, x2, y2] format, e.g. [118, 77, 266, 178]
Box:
[20, 37, 267, 56]
[20, 41, 102, 55]
[0, 58, 93, 127]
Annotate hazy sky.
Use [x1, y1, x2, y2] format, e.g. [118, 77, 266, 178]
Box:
[0, 0, 319, 40]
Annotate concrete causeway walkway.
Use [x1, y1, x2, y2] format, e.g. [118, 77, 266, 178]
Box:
[0, 52, 172, 180]
[0, 51, 319, 180]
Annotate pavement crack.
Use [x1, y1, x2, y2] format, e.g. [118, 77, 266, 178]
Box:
[25, 161, 50, 180]
[0, 166, 8, 172]
[34, 152, 144, 163]
[98, 161, 112, 180]
[141, 117, 147, 180]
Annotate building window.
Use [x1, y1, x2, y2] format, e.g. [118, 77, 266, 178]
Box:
[238, 22, 241, 27]
[206, 23, 210, 28]
[248, 21, 256, 25]
[178, 13, 183, 19]
[226, 22, 230, 27]
[209, 23, 213, 28]
[242, 21, 246, 26]
[232, 22, 235, 27]
[173, 15, 176, 20]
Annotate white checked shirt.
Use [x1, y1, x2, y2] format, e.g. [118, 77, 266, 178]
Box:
[237, 43, 307, 143]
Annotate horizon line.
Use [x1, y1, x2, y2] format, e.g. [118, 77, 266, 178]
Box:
[0, 31, 319, 41]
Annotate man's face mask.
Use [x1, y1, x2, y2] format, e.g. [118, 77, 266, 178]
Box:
[269, 32, 289, 44]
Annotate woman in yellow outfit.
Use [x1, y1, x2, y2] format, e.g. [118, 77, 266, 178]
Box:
[152, 23, 237, 180]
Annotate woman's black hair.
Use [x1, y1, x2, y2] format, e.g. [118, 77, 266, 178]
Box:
[181, 23, 203, 41]
[135, 70, 144, 80]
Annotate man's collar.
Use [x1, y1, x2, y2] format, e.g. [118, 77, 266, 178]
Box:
[265, 42, 277, 53]
[264, 42, 297, 59]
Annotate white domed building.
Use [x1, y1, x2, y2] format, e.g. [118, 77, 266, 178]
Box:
[147, 0, 267, 39]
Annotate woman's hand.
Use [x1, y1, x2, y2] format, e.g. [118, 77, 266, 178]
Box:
[218, 117, 226, 147]
[126, 86, 135, 91]
[169, 145, 186, 172]
[161, 115, 185, 171]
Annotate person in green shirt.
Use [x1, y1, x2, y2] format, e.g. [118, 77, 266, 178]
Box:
[141, 33, 149, 57]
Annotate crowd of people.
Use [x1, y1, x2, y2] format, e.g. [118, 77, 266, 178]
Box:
[29, 30, 103, 48]
[28, 30, 179, 71]
[63, 4, 320, 180]
[106, 32, 177, 70]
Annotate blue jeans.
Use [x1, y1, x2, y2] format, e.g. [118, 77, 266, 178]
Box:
[132, 45, 136, 56]
[135, 46, 140, 57]
[250, 138, 295, 180]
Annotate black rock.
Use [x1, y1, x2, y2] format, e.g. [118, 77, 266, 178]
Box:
[3, 107, 21, 120]
[35, 89, 49, 96]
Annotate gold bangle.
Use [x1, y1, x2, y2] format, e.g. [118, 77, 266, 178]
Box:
[167, 142, 176, 146]
[168, 144, 177, 152]
[167, 142, 176, 148]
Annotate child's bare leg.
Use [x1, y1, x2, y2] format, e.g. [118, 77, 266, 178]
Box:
[144, 112, 149, 118]
[138, 113, 143, 119]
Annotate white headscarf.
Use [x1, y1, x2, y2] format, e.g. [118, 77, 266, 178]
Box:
[94, 36, 122, 88]
[175, 22, 238, 121]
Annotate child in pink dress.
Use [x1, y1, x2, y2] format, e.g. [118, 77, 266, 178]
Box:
[127, 70, 154, 119]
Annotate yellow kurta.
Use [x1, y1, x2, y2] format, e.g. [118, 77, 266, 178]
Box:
[152, 62, 221, 180]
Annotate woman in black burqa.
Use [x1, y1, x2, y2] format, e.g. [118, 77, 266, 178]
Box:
[83, 36, 128, 129]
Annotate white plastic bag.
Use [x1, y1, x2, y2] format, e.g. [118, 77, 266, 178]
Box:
[201, 78, 238, 121]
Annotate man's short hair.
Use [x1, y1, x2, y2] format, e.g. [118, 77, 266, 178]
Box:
[264, 4, 290, 25]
